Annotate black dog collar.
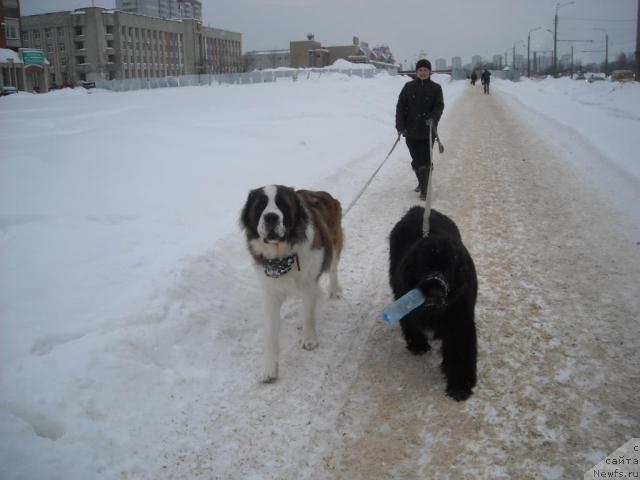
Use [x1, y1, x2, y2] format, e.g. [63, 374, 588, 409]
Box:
[423, 272, 449, 297]
[264, 254, 300, 278]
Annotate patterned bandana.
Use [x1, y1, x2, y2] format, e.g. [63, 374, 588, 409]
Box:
[264, 254, 299, 278]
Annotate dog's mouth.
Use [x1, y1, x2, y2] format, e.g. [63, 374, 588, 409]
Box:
[263, 231, 283, 243]
[419, 273, 449, 308]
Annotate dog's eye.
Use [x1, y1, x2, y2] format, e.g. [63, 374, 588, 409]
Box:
[257, 197, 267, 209]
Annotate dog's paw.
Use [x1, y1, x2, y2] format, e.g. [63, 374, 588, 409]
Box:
[445, 385, 473, 401]
[302, 338, 318, 350]
[329, 286, 343, 299]
[260, 363, 278, 384]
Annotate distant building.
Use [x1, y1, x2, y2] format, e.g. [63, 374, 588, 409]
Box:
[451, 56, 462, 69]
[515, 54, 525, 71]
[537, 54, 552, 71]
[243, 49, 289, 71]
[1, 0, 51, 93]
[471, 55, 482, 67]
[434, 57, 446, 70]
[21, 7, 241, 85]
[290, 35, 396, 69]
[492, 54, 503, 68]
[1, 0, 21, 50]
[115, 0, 202, 22]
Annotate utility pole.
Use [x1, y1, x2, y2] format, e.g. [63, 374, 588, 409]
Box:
[554, 1, 575, 77]
[528, 27, 541, 78]
[636, 0, 639, 81]
[593, 28, 609, 76]
[513, 40, 523, 73]
[570, 45, 574, 78]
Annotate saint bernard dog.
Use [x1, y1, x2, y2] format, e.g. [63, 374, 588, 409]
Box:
[241, 185, 343, 383]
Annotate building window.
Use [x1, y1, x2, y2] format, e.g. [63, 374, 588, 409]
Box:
[33, 30, 41, 40]
[7, 25, 19, 40]
[57, 27, 65, 38]
[107, 39, 114, 48]
[74, 26, 83, 36]
[108, 55, 115, 63]
[59, 42, 66, 52]
[76, 56, 86, 64]
[22, 31, 29, 43]
[79, 72, 87, 81]
[106, 25, 114, 34]
[75, 41, 84, 50]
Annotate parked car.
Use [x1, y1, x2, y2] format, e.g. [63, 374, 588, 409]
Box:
[610, 70, 635, 83]
[0, 85, 18, 96]
[574, 72, 586, 80]
[587, 74, 606, 83]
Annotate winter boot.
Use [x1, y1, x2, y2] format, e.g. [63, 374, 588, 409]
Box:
[417, 166, 428, 200]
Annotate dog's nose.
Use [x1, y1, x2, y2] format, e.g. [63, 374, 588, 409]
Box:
[263, 213, 279, 226]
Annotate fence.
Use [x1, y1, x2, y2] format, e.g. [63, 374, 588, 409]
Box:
[94, 66, 398, 92]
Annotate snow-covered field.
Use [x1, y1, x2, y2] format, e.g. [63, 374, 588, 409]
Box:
[1, 71, 638, 479]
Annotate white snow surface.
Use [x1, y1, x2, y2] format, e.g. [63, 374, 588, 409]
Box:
[0, 72, 638, 479]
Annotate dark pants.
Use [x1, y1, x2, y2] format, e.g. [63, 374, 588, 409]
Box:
[406, 137, 432, 191]
[405, 138, 432, 170]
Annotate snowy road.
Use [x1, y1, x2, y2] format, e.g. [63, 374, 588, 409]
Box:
[156, 86, 640, 479]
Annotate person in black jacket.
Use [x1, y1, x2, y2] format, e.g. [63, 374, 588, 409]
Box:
[470, 71, 478, 85]
[396, 59, 444, 200]
[480, 69, 491, 94]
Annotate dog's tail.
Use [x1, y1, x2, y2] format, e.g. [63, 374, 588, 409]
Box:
[389, 206, 426, 272]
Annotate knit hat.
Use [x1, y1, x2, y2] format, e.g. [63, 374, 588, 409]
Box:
[416, 59, 432, 71]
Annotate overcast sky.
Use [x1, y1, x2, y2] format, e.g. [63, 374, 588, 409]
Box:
[20, 0, 637, 68]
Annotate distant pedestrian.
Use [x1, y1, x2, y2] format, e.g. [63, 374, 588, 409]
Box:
[395, 59, 444, 200]
[470, 71, 478, 86]
[481, 69, 491, 94]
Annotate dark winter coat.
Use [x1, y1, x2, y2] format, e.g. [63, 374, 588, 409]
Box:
[481, 70, 491, 84]
[395, 77, 444, 140]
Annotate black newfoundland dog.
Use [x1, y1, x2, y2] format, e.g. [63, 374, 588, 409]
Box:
[389, 206, 478, 401]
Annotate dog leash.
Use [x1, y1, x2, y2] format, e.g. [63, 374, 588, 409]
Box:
[343, 133, 401, 218]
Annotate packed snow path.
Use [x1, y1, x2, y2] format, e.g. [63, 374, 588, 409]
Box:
[157, 86, 640, 479]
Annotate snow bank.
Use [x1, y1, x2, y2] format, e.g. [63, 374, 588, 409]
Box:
[494, 76, 640, 181]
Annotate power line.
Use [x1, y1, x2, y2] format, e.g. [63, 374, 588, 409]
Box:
[559, 16, 635, 22]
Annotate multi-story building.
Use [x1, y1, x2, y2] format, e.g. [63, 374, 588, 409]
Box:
[21, 7, 241, 86]
[451, 56, 462, 69]
[0, 0, 21, 50]
[471, 55, 482, 67]
[492, 54, 503, 68]
[434, 58, 446, 71]
[115, 0, 202, 22]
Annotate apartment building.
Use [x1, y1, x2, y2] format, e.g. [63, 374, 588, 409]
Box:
[115, 0, 202, 22]
[1, 0, 21, 50]
[21, 7, 241, 86]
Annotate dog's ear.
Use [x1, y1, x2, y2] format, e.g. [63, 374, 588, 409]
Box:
[240, 188, 261, 234]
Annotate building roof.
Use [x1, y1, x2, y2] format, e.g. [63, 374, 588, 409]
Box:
[0, 48, 23, 64]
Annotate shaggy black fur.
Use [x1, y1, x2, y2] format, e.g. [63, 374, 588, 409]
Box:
[389, 206, 478, 401]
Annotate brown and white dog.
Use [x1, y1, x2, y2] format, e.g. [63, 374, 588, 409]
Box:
[240, 185, 343, 382]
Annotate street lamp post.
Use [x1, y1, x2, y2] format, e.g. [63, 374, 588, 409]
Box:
[528, 27, 541, 78]
[554, 1, 575, 77]
[593, 28, 609, 76]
